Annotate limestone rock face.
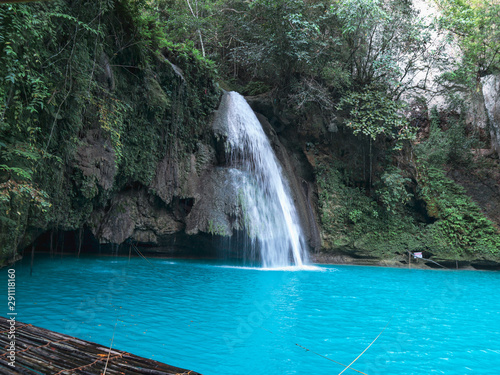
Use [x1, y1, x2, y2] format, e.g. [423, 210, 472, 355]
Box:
[75, 130, 116, 191]
[89, 188, 184, 245]
[481, 74, 500, 157]
[151, 141, 217, 206]
[184, 168, 242, 236]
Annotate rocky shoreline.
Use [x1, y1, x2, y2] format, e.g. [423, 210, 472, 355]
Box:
[310, 252, 500, 271]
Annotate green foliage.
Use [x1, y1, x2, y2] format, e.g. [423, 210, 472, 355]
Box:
[223, 0, 324, 86]
[438, 62, 478, 91]
[337, 88, 415, 143]
[417, 164, 500, 255]
[437, 0, 500, 81]
[93, 96, 129, 166]
[316, 162, 373, 231]
[160, 0, 224, 56]
[241, 81, 271, 96]
[316, 157, 499, 259]
[332, 0, 431, 91]
[415, 105, 499, 256]
[159, 40, 220, 141]
[416, 106, 478, 167]
[347, 209, 363, 224]
[1, 0, 497, 266]
[0, 2, 70, 255]
[213, 0, 431, 140]
[376, 168, 413, 214]
[316, 161, 425, 256]
[207, 219, 228, 236]
[416, 107, 452, 166]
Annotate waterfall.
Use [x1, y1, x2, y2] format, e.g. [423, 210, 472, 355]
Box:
[213, 92, 309, 268]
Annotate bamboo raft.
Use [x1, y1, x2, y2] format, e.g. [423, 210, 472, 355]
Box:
[0, 317, 201, 375]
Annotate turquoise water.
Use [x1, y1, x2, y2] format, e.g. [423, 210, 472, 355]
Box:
[3, 254, 500, 374]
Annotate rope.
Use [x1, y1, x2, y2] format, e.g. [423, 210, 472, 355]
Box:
[129, 245, 365, 375]
[130, 243, 192, 286]
[260, 327, 367, 375]
[53, 354, 123, 375]
[83, 245, 427, 375]
[406, 250, 448, 269]
[102, 318, 120, 375]
[0, 323, 31, 335]
[0, 338, 71, 357]
[337, 317, 393, 375]
[131, 242, 155, 267]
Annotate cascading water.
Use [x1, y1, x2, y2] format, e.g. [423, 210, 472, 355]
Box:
[214, 91, 309, 268]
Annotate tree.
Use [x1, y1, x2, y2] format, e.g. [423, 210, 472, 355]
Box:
[336, 88, 414, 143]
[220, 0, 325, 85]
[437, 0, 500, 87]
[159, 0, 224, 59]
[333, 0, 435, 95]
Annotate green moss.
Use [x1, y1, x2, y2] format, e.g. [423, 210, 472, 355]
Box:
[207, 219, 229, 236]
[316, 159, 500, 261]
[417, 165, 500, 257]
[317, 160, 428, 257]
[412, 106, 500, 258]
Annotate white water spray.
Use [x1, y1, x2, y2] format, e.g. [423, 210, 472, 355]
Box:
[214, 92, 309, 267]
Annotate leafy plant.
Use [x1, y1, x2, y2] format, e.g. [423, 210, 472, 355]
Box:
[337, 88, 415, 143]
[417, 164, 500, 255]
[315, 160, 426, 256]
[376, 168, 413, 214]
[437, 0, 500, 82]
[417, 106, 478, 167]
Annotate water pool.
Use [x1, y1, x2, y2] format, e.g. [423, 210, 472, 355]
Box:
[4, 254, 500, 374]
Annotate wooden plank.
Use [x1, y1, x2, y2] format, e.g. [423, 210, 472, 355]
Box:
[0, 317, 202, 375]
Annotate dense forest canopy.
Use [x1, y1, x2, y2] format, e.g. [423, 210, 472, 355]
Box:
[1, 0, 499, 264]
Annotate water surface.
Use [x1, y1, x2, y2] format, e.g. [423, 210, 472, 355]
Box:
[4, 255, 500, 374]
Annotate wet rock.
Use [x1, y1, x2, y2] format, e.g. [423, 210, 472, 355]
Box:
[90, 188, 184, 245]
[151, 141, 217, 206]
[75, 129, 116, 191]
